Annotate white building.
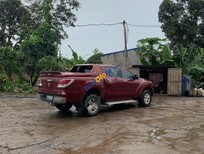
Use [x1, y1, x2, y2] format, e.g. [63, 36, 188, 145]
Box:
[101, 48, 141, 68]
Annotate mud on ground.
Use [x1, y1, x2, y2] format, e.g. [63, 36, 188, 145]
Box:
[0, 95, 204, 154]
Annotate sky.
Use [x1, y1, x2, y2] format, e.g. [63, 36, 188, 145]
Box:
[61, 0, 166, 59]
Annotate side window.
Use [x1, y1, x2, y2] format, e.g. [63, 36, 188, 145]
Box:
[116, 69, 122, 78]
[105, 67, 122, 78]
[122, 70, 134, 79]
[105, 68, 117, 77]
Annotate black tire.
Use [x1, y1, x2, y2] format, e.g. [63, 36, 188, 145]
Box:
[55, 104, 72, 112]
[138, 90, 152, 107]
[83, 94, 101, 116]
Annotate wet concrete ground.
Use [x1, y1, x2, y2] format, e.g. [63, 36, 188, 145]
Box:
[0, 95, 204, 154]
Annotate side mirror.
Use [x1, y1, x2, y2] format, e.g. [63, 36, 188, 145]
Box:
[134, 74, 139, 79]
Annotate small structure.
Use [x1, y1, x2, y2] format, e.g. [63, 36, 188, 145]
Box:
[131, 65, 182, 95]
[101, 48, 182, 96]
[101, 48, 141, 68]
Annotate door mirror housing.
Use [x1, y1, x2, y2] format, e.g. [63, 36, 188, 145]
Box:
[134, 74, 139, 80]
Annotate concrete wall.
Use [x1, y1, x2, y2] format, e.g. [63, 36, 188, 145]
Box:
[101, 48, 141, 69]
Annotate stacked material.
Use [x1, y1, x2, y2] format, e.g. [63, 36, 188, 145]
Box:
[192, 88, 204, 97]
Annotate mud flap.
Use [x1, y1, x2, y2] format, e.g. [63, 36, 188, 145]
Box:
[75, 100, 85, 113]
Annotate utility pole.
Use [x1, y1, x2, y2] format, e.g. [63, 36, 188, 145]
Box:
[123, 20, 128, 51]
[123, 20, 128, 68]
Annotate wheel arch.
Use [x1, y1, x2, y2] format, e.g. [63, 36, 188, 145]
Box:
[83, 89, 101, 104]
[82, 89, 101, 116]
[143, 86, 154, 96]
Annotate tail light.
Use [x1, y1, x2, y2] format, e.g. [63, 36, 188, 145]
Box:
[38, 78, 42, 87]
[57, 79, 74, 88]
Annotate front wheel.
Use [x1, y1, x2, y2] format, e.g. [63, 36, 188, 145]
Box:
[83, 94, 101, 116]
[139, 90, 152, 107]
[55, 104, 72, 112]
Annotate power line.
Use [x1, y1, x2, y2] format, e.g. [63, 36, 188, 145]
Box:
[127, 23, 161, 28]
[70, 20, 161, 62]
[69, 26, 115, 39]
[74, 22, 123, 27]
[74, 22, 161, 28]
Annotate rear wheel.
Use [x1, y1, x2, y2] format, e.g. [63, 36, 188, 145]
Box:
[139, 90, 152, 107]
[83, 94, 101, 116]
[55, 104, 72, 112]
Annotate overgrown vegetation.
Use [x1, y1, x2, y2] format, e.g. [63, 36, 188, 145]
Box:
[2, 0, 203, 93]
[137, 38, 204, 88]
[159, 0, 204, 52]
[85, 48, 103, 64]
[138, 0, 204, 88]
[137, 38, 174, 66]
[157, 0, 204, 88]
[0, 0, 102, 93]
[0, 73, 8, 91]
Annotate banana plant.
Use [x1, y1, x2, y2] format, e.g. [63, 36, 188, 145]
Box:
[137, 38, 204, 87]
[137, 37, 174, 65]
[173, 45, 204, 87]
[68, 45, 85, 67]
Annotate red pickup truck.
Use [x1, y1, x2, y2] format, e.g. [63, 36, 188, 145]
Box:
[38, 64, 154, 116]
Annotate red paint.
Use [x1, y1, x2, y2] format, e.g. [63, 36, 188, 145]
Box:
[38, 64, 154, 105]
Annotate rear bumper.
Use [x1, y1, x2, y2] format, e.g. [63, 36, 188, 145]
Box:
[37, 93, 66, 104]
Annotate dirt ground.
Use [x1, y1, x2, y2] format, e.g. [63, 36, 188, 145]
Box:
[0, 94, 204, 154]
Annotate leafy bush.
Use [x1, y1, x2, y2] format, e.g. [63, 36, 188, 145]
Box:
[174, 46, 204, 88]
[0, 73, 8, 91]
[2, 81, 15, 92]
[85, 49, 103, 64]
[37, 56, 68, 71]
[0, 73, 8, 83]
[2, 80, 35, 93]
[137, 38, 204, 88]
[137, 38, 175, 66]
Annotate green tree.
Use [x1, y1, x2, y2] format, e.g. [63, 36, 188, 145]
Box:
[85, 48, 103, 64]
[137, 38, 174, 65]
[159, 0, 204, 51]
[0, 47, 24, 80]
[37, 56, 68, 71]
[27, 0, 80, 39]
[174, 45, 204, 87]
[20, 0, 79, 86]
[137, 37, 204, 87]
[0, 0, 31, 48]
[20, 22, 60, 86]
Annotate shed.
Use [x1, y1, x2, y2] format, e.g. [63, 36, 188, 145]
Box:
[130, 65, 182, 96]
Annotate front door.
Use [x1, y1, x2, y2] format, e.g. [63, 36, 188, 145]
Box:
[104, 68, 139, 101]
[121, 70, 140, 99]
[104, 67, 125, 100]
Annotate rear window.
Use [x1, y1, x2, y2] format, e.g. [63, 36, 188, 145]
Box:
[69, 66, 93, 73]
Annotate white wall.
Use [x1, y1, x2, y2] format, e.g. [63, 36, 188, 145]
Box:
[101, 48, 141, 68]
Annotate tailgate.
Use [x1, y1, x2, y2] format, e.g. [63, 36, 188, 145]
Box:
[38, 71, 98, 95]
[39, 72, 66, 95]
